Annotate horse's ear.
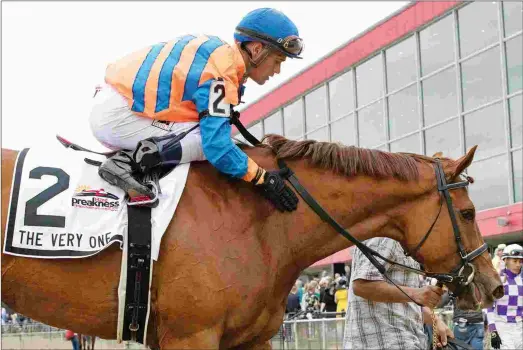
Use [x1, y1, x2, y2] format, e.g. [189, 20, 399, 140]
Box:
[451, 145, 478, 177]
[432, 152, 443, 158]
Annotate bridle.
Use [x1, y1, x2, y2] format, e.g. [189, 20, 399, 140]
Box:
[232, 116, 488, 304]
[403, 160, 487, 295]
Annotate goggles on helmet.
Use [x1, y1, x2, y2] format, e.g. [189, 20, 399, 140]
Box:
[503, 249, 523, 258]
[509, 249, 523, 257]
[235, 27, 304, 58]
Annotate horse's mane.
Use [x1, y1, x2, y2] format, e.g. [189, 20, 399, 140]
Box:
[258, 134, 443, 182]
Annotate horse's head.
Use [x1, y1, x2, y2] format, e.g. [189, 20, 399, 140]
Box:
[401, 146, 503, 310]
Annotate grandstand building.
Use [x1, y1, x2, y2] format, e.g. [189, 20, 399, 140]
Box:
[236, 1, 523, 275]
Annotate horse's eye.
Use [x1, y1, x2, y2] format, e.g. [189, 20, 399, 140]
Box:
[461, 209, 475, 221]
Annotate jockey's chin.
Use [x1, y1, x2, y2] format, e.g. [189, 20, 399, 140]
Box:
[249, 74, 269, 85]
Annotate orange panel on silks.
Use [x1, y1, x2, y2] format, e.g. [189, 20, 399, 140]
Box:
[105, 34, 246, 122]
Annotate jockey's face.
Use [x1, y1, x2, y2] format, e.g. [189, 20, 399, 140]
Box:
[505, 257, 522, 275]
[248, 42, 287, 85]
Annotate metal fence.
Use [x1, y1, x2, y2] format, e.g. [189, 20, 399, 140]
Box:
[270, 317, 345, 350]
[2, 310, 458, 349]
[269, 309, 458, 350]
[1, 321, 61, 335]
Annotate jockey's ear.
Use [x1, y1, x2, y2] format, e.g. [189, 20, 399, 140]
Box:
[450, 145, 477, 179]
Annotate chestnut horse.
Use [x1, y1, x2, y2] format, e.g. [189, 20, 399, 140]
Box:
[1, 135, 502, 349]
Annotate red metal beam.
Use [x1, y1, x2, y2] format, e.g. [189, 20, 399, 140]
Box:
[240, 1, 459, 127]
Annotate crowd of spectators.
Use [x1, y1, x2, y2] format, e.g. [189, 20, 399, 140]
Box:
[1, 307, 31, 327]
[286, 270, 351, 319]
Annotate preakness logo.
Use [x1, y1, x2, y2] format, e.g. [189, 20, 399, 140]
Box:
[71, 186, 120, 211]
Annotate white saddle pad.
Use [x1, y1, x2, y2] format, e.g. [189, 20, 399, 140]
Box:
[3, 144, 189, 261]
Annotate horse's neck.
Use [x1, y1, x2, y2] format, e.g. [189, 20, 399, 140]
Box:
[271, 159, 433, 279]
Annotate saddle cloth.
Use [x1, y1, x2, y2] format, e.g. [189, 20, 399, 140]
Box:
[3, 144, 190, 260]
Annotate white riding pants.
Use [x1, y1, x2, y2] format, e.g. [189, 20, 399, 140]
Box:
[495, 318, 523, 349]
[89, 83, 206, 164]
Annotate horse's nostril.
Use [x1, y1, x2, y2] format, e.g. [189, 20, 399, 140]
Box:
[492, 285, 504, 299]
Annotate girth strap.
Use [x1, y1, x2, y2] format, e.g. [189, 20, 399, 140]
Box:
[122, 205, 153, 343]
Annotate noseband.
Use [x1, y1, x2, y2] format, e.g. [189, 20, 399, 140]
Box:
[231, 117, 487, 304]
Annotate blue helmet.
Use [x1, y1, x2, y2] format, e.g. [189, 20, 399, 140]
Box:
[234, 8, 303, 59]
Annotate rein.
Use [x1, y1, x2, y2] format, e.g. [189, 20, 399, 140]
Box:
[230, 114, 487, 305]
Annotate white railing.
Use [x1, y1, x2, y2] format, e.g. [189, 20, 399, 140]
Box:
[270, 317, 346, 350]
[1, 322, 61, 335]
[2, 310, 456, 349]
[270, 309, 455, 349]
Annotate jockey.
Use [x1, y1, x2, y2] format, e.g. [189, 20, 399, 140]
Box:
[90, 8, 301, 211]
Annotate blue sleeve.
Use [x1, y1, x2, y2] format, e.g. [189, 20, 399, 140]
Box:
[192, 80, 248, 178]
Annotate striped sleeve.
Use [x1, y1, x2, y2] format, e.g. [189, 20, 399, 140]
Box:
[193, 80, 260, 180]
[484, 304, 497, 332]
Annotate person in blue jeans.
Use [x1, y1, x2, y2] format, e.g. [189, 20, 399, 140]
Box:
[437, 291, 484, 350]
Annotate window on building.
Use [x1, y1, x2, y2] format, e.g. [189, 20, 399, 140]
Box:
[305, 85, 328, 132]
[425, 118, 461, 159]
[503, 1, 523, 38]
[307, 127, 329, 142]
[247, 122, 263, 141]
[263, 110, 283, 136]
[356, 54, 383, 106]
[358, 100, 385, 148]
[388, 85, 419, 139]
[513, 150, 522, 203]
[510, 95, 522, 148]
[330, 114, 356, 146]
[329, 70, 354, 120]
[390, 133, 421, 153]
[422, 67, 458, 126]
[284, 98, 304, 140]
[461, 47, 502, 112]
[506, 35, 523, 94]
[420, 14, 455, 76]
[458, 2, 499, 58]
[386, 35, 417, 92]
[468, 155, 510, 210]
[464, 103, 506, 160]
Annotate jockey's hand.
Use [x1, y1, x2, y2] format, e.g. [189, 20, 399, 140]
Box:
[491, 331, 502, 349]
[255, 170, 298, 212]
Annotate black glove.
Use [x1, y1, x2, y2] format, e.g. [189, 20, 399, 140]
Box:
[491, 330, 502, 349]
[255, 170, 298, 212]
